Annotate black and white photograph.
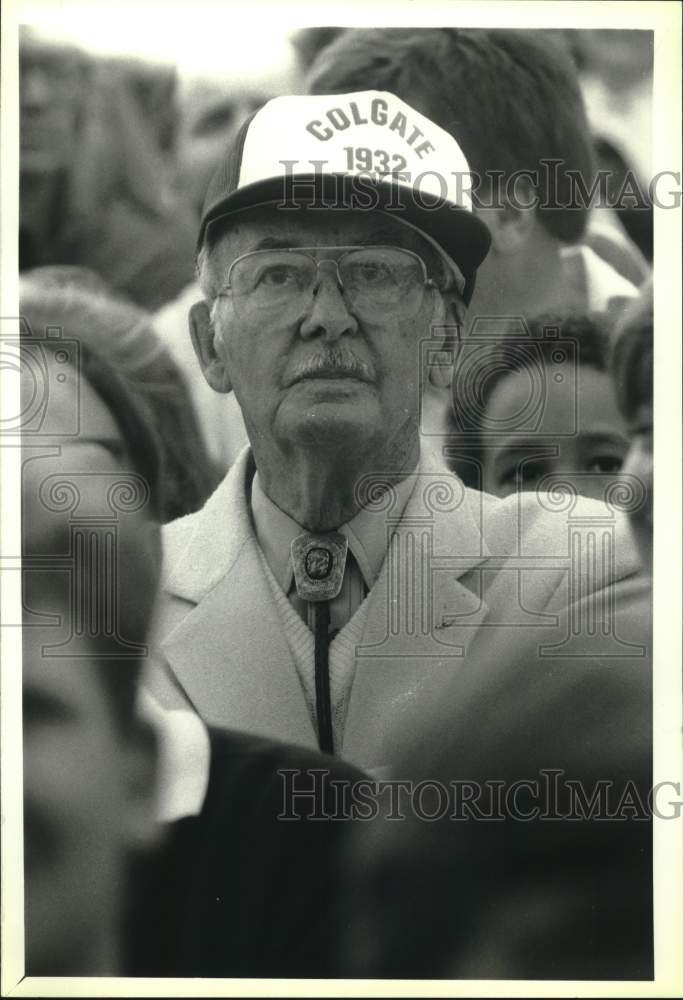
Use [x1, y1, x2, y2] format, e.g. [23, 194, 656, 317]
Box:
[1, 0, 681, 995]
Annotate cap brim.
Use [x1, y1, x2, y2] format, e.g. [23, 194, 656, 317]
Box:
[199, 173, 491, 300]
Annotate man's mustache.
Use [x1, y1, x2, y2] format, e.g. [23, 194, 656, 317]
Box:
[284, 347, 376, 386]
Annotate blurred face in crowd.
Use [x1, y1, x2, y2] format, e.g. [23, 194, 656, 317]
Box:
[22, 355, 140, 536]
[21, 348, 160, 973]
[24, 360, 124, 477]
[480, 363, 630, 500]
[612, 313, 653, 569]
[20, 341, 160, 539]
[19, 29, 88, 175]
[23, 620, 158, 974]
[620, 397, 653, 569]
[194, 206, 452, 466]
[176, 79, 271, 215]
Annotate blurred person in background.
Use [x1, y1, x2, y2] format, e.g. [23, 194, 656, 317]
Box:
[173, 32, 301, 220]
[291, 27, 346, 75]
[20, 299, 369, 978]
[568, 29, 653, 266]
[610, 280, 653, 570]
[174, 74, 286, 222]
[307, 28, 644, 452]
[21, 322, 163, 974]
[338, 575, 652, 979]
[23, 569, 161, 976]
[19, 26, 196, 311]
[335, 297, 654, 985]
[175, 74, 272, 218]
[153, 38, 300, 471]
[307, 29, 642, 325]
[446, 314, 631, 498]
[21, 270, 221, 521]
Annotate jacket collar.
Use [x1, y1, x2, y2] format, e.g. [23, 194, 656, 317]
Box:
[164, 447, 255, 604]
[160, 446, 493, 758]
[163, 446, 491, 604]
[251, 461, 421, 594]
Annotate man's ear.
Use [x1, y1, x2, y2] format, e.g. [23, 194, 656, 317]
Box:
[188, 301, 233, 394]
[428, 289, 462, 389]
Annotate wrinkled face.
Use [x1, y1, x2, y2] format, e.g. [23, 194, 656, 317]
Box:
[19, 31, 87, 175]
[204, 206, 448, 460]
[481, 364, 630, 501]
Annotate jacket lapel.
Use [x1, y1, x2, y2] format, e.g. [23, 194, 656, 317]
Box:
[343, 463, 492, 768]
[160, 448, 317, 748]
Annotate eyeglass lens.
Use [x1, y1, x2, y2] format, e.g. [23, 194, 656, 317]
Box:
[228, 247, 428, 318]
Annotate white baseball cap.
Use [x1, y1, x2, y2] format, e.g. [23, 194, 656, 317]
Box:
[198, 90, 491, 302]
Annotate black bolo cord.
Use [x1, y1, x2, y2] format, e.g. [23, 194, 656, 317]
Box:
[312, 600, 334, 754]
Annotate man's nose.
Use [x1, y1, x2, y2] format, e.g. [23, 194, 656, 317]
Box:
[298, 266, 359, 342]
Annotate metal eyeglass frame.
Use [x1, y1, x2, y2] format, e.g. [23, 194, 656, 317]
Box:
[214, 245, 438, 306]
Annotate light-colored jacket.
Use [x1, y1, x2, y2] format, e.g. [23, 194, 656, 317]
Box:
[144, 448, 644, 774]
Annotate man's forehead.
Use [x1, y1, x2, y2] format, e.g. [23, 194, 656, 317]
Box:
[209, 205, 435, 258]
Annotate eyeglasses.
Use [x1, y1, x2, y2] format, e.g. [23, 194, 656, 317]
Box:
[215, 246, 437, 320]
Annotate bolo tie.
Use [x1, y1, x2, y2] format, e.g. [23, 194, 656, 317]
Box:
[291, 531, 348, 755]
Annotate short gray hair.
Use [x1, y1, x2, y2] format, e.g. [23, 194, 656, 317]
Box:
[195, 243, 218, 301]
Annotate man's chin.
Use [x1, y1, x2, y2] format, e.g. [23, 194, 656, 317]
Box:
[278, 393, 379, 447]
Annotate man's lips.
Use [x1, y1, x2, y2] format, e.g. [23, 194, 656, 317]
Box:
[284, 367, 375, 387]
[294, 368, 373, 383]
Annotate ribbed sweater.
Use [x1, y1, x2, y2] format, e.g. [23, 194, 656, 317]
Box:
[257, 547, 372, 753]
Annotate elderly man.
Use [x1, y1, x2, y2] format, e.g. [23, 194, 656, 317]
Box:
[144, 91, 644, 775]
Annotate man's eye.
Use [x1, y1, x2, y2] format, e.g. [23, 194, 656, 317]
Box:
[586, 455, 624, 474]
[350, 262, 394, 286]
[257, 266, 301, 288]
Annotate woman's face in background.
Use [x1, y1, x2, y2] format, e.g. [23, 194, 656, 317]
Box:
[21, 350, 160, 973]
